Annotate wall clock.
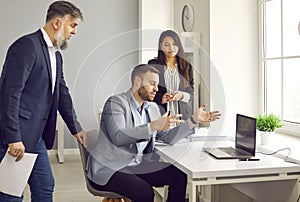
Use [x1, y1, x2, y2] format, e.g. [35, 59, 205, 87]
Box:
[181, 4, 194, 32]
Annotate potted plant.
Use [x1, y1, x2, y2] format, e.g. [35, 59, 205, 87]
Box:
[256, 113, 282, 145]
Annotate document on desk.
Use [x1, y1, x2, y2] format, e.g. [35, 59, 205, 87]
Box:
[0, 152, 37, 197]
[186, 127, 228, 141]
[155, 128, 228, 146]
[155, 138, 189, 146]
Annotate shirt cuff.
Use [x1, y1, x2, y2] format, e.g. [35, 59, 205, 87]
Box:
[181, 91, 190, 102]
[147, 123, 157, 139]
[147, 123, 154, 135]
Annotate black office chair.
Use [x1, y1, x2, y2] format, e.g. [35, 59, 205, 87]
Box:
[78, 129, 130, 202]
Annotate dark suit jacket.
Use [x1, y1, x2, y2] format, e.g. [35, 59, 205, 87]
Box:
[0, 30, 82, 152]
[148, 59, 194, 120]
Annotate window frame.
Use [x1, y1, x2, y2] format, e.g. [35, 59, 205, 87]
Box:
[259, 0, 300, 137]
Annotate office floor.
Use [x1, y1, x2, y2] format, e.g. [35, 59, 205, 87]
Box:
[23, 152, 166, 202]
[23, 153, 101, 202]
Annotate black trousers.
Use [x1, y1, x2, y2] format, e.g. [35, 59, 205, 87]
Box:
[90, 160, 187, 202]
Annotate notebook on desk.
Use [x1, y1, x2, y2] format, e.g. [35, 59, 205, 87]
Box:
[203, 114, 257, 159]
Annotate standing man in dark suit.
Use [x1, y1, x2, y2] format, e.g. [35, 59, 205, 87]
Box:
[0, 1, 86, 201]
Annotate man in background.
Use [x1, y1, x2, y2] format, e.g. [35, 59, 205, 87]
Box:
[0, 1, 86, 201]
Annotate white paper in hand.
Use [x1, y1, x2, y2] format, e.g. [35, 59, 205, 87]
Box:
[0, 152, 37, 197]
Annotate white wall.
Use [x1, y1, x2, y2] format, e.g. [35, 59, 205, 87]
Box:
[173, 0, 210, 52]
[0, 0, 139, 148]
[210, 0, 259, 136]
[138, 0, 173, 63]
[0, 0, 259, 147]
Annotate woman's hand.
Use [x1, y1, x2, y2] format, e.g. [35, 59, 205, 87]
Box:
[161, 91, 184, 103]
[161, 93, 173, 104]
[172, 91, 183, 101]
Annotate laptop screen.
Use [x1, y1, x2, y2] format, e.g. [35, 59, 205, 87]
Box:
[235, 114, 257, 156]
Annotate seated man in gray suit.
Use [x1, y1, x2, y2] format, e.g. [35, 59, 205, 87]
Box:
[86, 64, 221, 202]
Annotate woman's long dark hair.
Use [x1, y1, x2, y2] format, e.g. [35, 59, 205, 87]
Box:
[157, 30, 190, 87]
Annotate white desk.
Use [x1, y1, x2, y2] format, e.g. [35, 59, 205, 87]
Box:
[155, 140, 300, 202]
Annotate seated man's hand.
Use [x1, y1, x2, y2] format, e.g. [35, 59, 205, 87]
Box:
[150, 113, 183, 132]
[192, 104, 221, 124]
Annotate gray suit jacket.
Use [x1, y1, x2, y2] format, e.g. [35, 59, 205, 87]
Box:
[86, 90, 194, 185]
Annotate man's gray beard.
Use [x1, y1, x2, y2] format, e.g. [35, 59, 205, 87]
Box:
[55, 29, 69, 50]
[58, 38, 68, 50]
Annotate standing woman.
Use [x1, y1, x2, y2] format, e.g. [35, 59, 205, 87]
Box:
[148, 30, 194, 120]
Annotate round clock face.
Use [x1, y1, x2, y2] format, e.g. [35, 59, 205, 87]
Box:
[181, 4, 194, 32]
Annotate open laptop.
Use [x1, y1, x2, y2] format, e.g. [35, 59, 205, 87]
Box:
[203, 114, 257, 159]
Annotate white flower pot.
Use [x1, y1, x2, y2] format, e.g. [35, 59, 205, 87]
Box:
[260, 131, 273, 145]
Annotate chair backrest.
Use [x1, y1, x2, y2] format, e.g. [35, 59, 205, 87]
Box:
[78, 129, 124, 198]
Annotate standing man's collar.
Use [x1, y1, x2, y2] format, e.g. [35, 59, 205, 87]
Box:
[40, 28, 58, 50]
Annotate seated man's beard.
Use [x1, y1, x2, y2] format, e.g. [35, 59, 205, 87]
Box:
[55, 30, 68, 50]
[138, 87, 152, 102]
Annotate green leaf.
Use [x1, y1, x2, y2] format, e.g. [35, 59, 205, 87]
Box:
[256, 113, 282, 132]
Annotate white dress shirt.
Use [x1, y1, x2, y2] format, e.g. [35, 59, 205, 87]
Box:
[128, 95, 152, 166]
[41, 28, 57, 93]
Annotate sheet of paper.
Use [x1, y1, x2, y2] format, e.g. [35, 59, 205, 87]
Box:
[186, 127, 228, 141]
[0, 152, 37, 197]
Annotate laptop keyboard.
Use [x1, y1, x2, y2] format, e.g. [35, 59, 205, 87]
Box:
[219, 147, 246, 156]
